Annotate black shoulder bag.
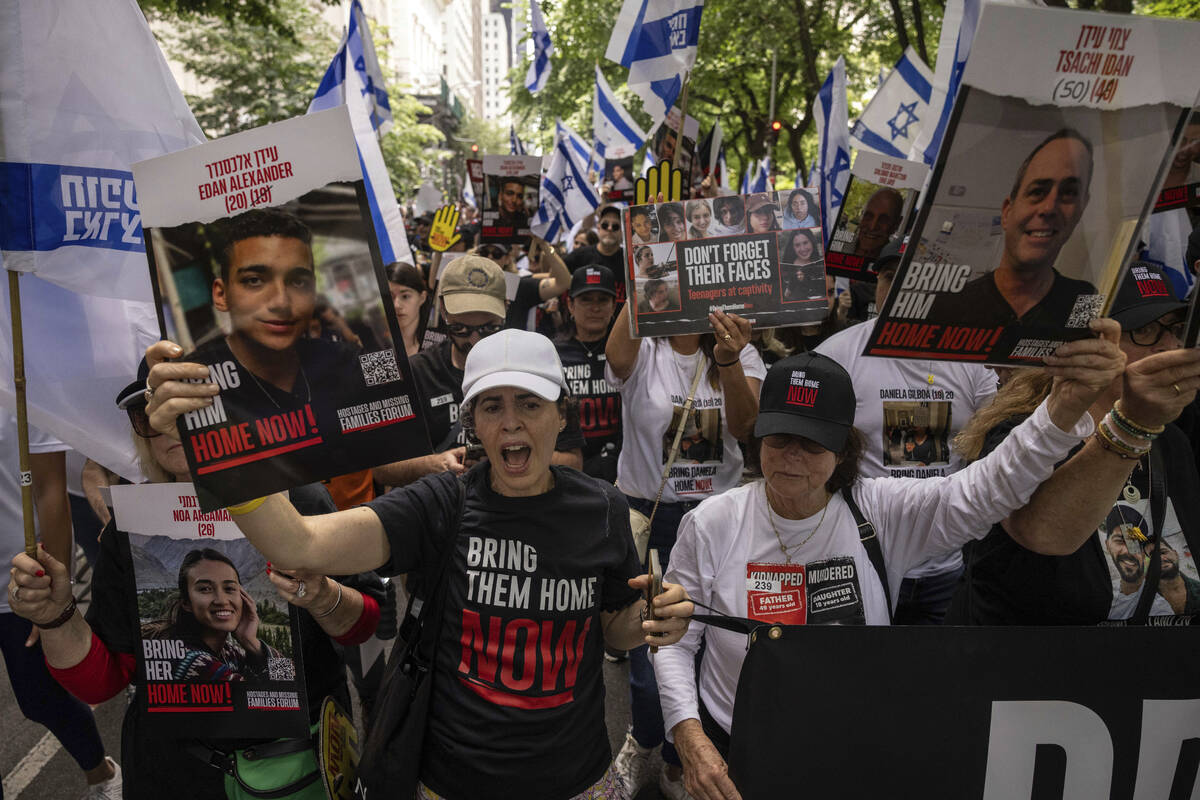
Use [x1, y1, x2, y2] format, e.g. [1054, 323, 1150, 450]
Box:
[1130, 446, 1168, 624]
[353, 478, 466, 799]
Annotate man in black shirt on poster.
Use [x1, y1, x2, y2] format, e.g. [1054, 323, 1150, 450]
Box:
[932, 129, 1099, 329]
[565, 203, 627, 308]
[556, 265, 622, 481]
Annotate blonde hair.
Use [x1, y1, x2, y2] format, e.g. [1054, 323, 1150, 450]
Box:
[132, 429, 175, 484]
[954, 369, 1052, 461]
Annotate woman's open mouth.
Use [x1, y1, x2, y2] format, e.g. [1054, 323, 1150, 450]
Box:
[500, 444, 532, 472]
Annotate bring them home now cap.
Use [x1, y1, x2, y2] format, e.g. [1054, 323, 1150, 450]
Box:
[461, 329, 569, 406]
[755, 352, 856, 452]
[569, 264, 617, 298]
[1107, 260, 1187, 331]
[439, 255, 507, 318]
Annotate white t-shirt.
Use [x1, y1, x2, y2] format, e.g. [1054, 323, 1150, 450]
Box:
[0, 416, 68, 614]
[655, 399, 1091, 738]
[607, 337, 766, 503]
[816, 320, 997, 578]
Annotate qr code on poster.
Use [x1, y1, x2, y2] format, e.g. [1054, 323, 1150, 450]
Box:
[1066, 294, 1105, 328]
[359, 350, 402, 386]
[268, 656, 296, 682]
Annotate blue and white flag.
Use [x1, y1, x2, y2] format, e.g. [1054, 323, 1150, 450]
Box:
[594, 65, 647, 154]
[749, 158, 769, 193]
[642, 148, 657, 178]
[510, 126, 527, 155]
[308, 0, 413, 265]
[850, 47, 933, 160]
[811, 57, 851, 248]
[605, 0, 704, 122]
[739, 164, 751, 195]
[0, 0, 204, 478]
[909, 0, 980, 166]
[531, 138, 602, 243]
[717, 145, 730, 193]
[555, 119, 603, 177]
[462, 168, 477, 208]
[525, 0, 553, 93]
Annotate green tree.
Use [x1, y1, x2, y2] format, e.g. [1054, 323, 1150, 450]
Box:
[140, 0, 339, 38]
[160, 0, 443, 196]
[507, 0, 942, 183]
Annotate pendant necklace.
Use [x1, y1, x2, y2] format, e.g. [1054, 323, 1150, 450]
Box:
[764, 482, 829, 564]
[244, 364, 312, 410]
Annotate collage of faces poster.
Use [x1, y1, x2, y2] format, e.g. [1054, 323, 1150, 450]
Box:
[111, 483, 308, 738]
[863, 5, 1200, 366]
[624, 191, 829, 337]
[132, 108, 432, 512]
[825, 152, 927, 281]
[480, 154, 542, 245]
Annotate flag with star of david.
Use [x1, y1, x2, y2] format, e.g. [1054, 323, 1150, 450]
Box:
[849, 47, 933, 160]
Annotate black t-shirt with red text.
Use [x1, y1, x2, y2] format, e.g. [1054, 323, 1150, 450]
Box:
[556, 335, 622, 478]
[367, 465, 641, 799]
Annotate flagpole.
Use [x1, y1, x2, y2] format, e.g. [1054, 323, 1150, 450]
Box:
[673, 71, 691, 175]
[7, 271, 36, 556]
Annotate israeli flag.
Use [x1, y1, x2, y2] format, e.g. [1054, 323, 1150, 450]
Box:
[463, 169, 477, 209]
[811, 57, 851, 247]
[850, 47, 933, 159]
[510, 126, 527, 155]
[531, 138, 602, 243]
[525, 0, 553, 93]
[739, 164, 751, 195]
[749, 158, 769, 193]
[555, 119, 603, 177]
[308, 0, 412, 265]
[605, 0, 705, 122]
[642, 148, 657, 177]
[909, 0, 980, 166]
[594, 65, 647, 154]
[717, 145, 730, 192]
[0, 0, 204, 478]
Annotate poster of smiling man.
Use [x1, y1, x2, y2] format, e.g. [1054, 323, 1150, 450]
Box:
[826, 152, 926, 281]
[133, 108, 431, 512]
[863, 5, 1200, 366]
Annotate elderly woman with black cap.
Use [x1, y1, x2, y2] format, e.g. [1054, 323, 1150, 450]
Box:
[137, 329, 695, 800]
[652, 318, 1154, 800]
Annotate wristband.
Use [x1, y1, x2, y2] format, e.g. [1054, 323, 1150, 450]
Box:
[315, 581, 343, 619]
[228, 496, 268, 516]
[1093, 427, 1147, 460]
[1100, 413, 1153, 452]
[714, 356, 739, 368]
[1097, 419, 1150, 457]
[37, 597, 78, 630]
[1112, 400, 1164, 437]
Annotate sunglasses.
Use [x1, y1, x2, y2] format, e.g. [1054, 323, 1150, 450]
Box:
[445, 321, 504, 338]
[762, 433, 826, 454]
[599, 222, 621, 232]
[128, 405, 161, 439]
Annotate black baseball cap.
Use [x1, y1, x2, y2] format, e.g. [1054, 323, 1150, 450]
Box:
[1108, 261, 1187, 331]
[754, 352, 856, 452]
[569, 264, 617, 298]
[115, 357, 151, 410]
[597, 202, 623, 220]
[873, 239, 905, 273]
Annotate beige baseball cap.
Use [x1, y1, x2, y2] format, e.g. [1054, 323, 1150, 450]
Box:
[438, 255, 507, 318]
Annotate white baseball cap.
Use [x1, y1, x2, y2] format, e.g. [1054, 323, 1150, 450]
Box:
[461, 329, 568, 405]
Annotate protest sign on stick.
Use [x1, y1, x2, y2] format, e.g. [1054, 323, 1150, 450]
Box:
[112, 483, 309, 738]
[647, 107, 700, 199]
[825, 152, 927, 282]
[624, 192, 829, 337]
[133, 108, 431, 511]
[864, 5, 1200, 366]
[480, 155, 542, 246]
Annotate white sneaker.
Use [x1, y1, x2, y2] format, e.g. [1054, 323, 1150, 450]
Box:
[612, 730, 653, 795]
[658, 765, 695, 800]
[81, 757, 122, 800]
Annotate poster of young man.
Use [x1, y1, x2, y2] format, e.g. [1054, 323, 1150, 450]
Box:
[603, 147, 636, 202]
[623, 195, 830, 337]
[133, 108, 431, 511]
[111, 483, 308, 738]
[480, 154, 541, 245]
[826, 152, 927, 281]
[647, 107, 700, 196]
[863, 5, 1200, 366]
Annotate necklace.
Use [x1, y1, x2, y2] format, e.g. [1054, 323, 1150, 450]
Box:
[763, 482, 830, 564]
[576, 336, 605, 359]
[243, 363, 312, 410]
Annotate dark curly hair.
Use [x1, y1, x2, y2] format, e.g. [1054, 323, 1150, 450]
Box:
[210, 208, 312, 282]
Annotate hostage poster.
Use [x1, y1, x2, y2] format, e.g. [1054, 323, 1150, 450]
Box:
[480, 154, 542, 245]
[864, 5, 1200, 365]
[648, 107, 700, 197]
[111, 483, 309, 739]
[132, 108, 432, 512]
[624, 193, 829, 337]
[825, 152, 927, 281]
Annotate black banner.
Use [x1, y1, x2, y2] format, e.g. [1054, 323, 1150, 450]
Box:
[728, 624, 1200, 799]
